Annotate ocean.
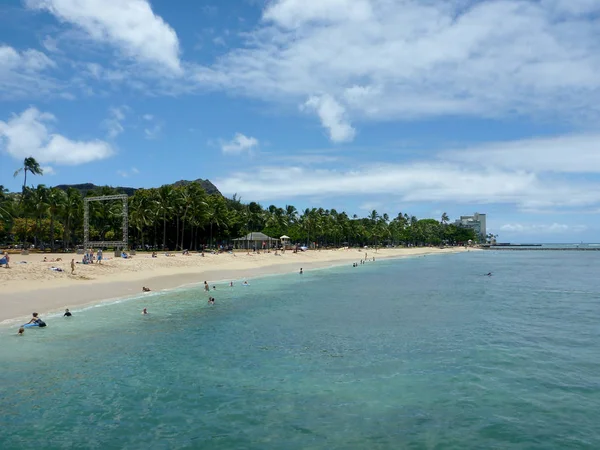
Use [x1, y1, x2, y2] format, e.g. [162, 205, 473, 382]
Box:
[1, 250, 599, 449]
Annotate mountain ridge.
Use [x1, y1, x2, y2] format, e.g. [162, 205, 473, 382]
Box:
[52, 179, 221, 197]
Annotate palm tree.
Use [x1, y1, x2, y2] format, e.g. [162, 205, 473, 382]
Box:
[62, 188, 82, 251]
[157, 185, 174, 250]
[13, 157, 43, 249]
[14, 157, 43, 191]
[47, 187, 66, 252]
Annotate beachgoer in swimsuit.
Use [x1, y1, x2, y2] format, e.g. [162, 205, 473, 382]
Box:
[25, 313, 46, 327]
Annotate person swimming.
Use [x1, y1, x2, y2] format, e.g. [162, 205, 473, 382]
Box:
[25, 312, 46, 327]
[64, 309, 72, 317]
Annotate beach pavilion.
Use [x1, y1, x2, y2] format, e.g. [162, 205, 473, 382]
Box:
[233, 232, 279, 250]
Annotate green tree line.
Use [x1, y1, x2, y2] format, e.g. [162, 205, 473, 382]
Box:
[0, 157, 478, 251]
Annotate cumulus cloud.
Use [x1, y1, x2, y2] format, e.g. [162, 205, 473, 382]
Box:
[220, 133, 259, 154]
[303, 94, 355, 143]
[214, 129, 600, 210]
[196, 0, 600, 134]
[0, 107, 114, 165]
[0, 45, 58, 98]
[25, 0, 182, 73]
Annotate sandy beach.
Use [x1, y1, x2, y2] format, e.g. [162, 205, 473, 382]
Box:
[1, 247, 472, 323]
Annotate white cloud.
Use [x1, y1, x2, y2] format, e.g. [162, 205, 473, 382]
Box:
[303, 94, 355, 143]
[500, 223, 588, 234]
[0, 45, 57, 98]
[195, 0, 600, 133]
[141, 115, 163, 140]
[41, 166, 56, 175]
[445, 134, 600, 173]
[214, 129, 600, 210]
[26, 0, 182, 73]
[117, 167, 139, 178]
[103, 106, 128, 139]
[220, 133, 259, 154]
[0, 107, 114, 165]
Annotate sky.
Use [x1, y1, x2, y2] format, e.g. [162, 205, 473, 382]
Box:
[1, 0, 600, 243]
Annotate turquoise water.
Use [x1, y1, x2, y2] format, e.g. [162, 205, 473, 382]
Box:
[1, 251, 599, 449]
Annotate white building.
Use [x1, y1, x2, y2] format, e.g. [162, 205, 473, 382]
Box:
[455, 213, 487, 240]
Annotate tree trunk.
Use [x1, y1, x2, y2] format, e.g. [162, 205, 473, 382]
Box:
[50, 214, 55, 252]
[181, 213, 186, 250]
[162, 213, 167, 250]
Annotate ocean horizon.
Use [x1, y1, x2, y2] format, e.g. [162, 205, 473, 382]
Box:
[2, 251, 599, 449]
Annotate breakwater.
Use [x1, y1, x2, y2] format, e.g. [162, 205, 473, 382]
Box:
[483, 247, 600, 251]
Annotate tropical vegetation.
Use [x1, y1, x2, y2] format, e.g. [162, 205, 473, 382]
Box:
[0, 157, 478, 251]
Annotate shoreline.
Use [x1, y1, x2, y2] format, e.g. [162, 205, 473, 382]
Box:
[1, 247, 473, 325]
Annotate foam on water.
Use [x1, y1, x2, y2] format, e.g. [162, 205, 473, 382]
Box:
[1, 251, 599, 449]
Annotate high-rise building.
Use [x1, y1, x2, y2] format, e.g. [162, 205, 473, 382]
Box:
[454, 213, 487, 240]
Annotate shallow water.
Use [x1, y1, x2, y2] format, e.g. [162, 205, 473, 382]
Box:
[1, 251, 599, 449]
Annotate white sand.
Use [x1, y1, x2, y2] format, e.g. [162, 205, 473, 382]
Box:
[0, 247, 472, 323]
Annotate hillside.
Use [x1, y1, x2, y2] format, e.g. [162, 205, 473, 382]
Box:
[53, 179, 221, 197]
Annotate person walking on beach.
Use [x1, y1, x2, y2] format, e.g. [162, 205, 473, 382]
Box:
[71, 258, 75, 274]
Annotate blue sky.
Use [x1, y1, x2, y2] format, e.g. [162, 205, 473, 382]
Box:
[1, 0, 600, 243]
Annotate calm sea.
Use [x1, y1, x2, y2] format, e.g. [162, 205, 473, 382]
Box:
[1, 251, 599, 449]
